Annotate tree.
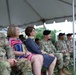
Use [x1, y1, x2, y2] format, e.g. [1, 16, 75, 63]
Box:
[35, 27, 60, 44]
[35, 28, 45, 40]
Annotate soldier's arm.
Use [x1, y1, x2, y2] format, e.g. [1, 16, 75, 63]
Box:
[39, 41, 47, 54]
[39, 41, 45, 51]
[66, 41, 72, 50]
[66, 41, 69, 48]
[3, 39, 17, 66]
[55, 42, 62, 52]
[52, 44, 57, 52]
[55, 42, 60, 49]
[4, 38, 15, 59]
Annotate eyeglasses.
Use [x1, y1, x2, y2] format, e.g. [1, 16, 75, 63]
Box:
[32, 30, 36, 32]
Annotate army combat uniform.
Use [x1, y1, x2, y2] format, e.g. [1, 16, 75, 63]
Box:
[66, 33, 73, 53]
[40, 39, 63, 69]
[56, 40, 70, 67]
[66, 39, 73, 53]
[0, 33, 32, 75]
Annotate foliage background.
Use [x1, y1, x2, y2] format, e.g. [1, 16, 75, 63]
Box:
[35, 27, 60, 44]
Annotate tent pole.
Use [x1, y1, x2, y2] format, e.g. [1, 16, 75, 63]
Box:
[72, 0, 75, 71]
[6, 0, 11, 25]
[43, 22, 46, 30]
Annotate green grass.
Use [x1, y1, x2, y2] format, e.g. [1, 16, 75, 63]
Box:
[67, 66, 76, 75]
[41, 62, 76, 75]
[72, 71, 76, 75]
[67, 60, 76, 75]
[54, 62, 76, 75]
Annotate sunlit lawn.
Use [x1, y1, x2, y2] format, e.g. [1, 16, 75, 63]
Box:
[54, 62, 76, 75]
[42, 61, 76, 75]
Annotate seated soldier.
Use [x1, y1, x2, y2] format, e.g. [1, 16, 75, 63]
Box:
[35, 38, 40, 46]
[55, 33, 71, 75]
[40, 30, 64, 75]
[0, 32, 32, 75]
[19, 34, 26, 43]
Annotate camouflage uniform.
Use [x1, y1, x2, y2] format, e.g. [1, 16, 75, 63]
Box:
[0, 33, 32, 75]
[55, 40, 70, 67]
[40, 39, 63, 69]
[66, 40, 73, 53]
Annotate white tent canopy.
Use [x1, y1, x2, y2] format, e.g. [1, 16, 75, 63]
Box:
[0, 0, 76, 29]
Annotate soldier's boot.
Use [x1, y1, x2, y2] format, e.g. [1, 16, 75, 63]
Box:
[62, 68, 71, 75]
[57, 69, 65, 75]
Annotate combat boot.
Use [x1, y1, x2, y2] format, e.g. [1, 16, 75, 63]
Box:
[57, 69, 65, 75]
[62, 68, 71, 75]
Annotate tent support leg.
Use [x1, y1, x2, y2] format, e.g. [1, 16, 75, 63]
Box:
[72, 0, 75, 72]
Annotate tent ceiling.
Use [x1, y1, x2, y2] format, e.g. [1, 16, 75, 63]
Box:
[0, 0, 76, 29]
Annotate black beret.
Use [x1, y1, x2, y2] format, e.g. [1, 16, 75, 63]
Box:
[43, 30, 51, 35]
[67, 33, 73, 36]
[59, 33, 65, 36]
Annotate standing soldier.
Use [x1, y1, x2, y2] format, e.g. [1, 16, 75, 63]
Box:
[40, 30, 64, 75]
[66, 33, 73, 54]
[55, 33, 71, 75]
[0, 32, 32, 75]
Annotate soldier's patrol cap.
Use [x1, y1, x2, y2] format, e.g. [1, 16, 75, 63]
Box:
[58, 33, 65, 36]
[43, 30, 51, 35]
[67, 33, 73, 37]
